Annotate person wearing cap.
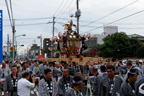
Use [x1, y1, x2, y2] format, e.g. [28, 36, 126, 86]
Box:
[39, 69, 58, 96]
[100, 65, 123, 96]
[3, 65, 22, 96]
[64, 75, 83, 96]
[58, 68, 73, 96]
[90, 65, 103, 96]
[120, 68, 138, 96]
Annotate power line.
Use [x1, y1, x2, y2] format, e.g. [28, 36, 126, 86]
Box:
[4, 17, 53, 21]
[80, 22, 144, 26]
[53, 0, 65, 16]
[80, 24, 144, 28]
[4, 21, 144, 27]
[55, 0, 70, 17]
[58, 0, 74, 19]
[81, 0, 139, 28]
[43, 0, 66, 37]
[16, 38, 37, 40]
[9, 0, 14, 26]
[15, 17, 53, 21]
[4, 22, 50, 26]
[5, 0, 13, 28]
[4, 17, 90, 23]
[83, 9, 144, 34]
[119, 27, 144, 29]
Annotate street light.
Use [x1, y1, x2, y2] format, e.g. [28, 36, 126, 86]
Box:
[12, 34, 26, 64]
[14, 34, 26, 38]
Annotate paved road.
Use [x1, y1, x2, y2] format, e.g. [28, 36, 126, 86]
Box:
[30, 90, 38, 96]
[1, 87, 39, 96]
[30, 86, 39, 96]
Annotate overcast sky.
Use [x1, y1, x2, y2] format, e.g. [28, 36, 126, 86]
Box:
[1, 0, 144, 55]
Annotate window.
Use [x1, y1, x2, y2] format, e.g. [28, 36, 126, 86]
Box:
[46, 43, 49, 46]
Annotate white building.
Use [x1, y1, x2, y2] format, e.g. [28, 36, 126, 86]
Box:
[104, 26, 118, 35]
[93, 26, 118, 44]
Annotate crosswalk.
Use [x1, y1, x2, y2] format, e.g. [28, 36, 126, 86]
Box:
[1, 89, 39, 96]
[30, 90, 38, 96]
[30, 87, 39, 96]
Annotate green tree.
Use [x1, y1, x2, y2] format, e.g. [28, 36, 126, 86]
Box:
[136, 46, 144, 58]
[98, 32, 140, 58]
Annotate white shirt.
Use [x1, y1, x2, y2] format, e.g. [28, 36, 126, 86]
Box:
[18, 78, 34, 96]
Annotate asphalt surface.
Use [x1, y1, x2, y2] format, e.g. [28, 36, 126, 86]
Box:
[30, 86, 39, 96]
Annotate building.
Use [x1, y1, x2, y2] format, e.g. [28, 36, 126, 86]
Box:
[43, 38, 59, 58]
[43, 38, 52, 58]
[85, 37, 97, 48]
[129, 34, 144, 43]
[83, 37, 100, 57]
[94, 26, 118, 44]
[29, 44, 40, 59]
[104, 26, 118, 35]
[82, 26, 118, 57]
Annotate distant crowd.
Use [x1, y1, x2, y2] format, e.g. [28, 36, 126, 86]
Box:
[0, 59, 144, 96]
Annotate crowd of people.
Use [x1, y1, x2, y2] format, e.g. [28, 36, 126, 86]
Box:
[0, 59, 144, 96]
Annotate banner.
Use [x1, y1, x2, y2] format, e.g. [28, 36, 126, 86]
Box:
[38, 55, 45, 59]
[0, 10, 3, 62]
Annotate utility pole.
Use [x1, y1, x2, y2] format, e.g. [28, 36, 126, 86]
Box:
[7, 34, 9, 59]
[15, 40, 17, 60]
[51, 16, 55, 58]
[52, 16, 55, 36]
[40, 35, 42, 50]
[76, 0, 81, 34]
[34, 40, 36, 44]
[27, 46, 29, 60]
[12, 19, 16, 64]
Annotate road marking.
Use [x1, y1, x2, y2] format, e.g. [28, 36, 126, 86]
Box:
[31, 91, 34, 94]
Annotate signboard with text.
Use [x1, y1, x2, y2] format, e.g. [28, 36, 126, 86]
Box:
[0, 10, 3, 62]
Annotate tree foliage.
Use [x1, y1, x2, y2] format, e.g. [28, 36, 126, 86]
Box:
[136, 46, 144, 58]
[98, 32, 140, 58]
